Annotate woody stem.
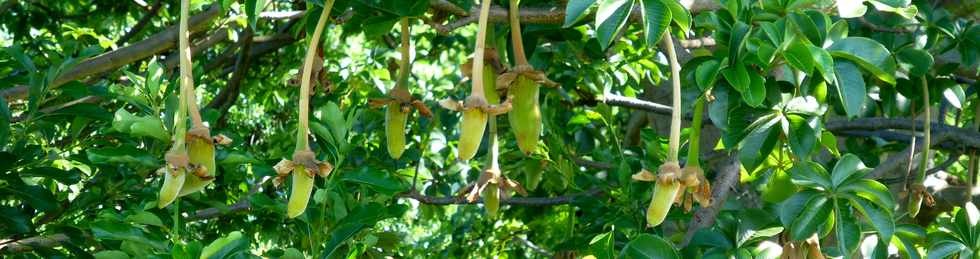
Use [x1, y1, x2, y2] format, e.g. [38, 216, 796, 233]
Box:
[508, 0, 529, 67]
[663, 32, 682, 163]
[469, 0, 492, 99]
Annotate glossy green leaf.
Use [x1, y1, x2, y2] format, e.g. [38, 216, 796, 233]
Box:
[595, 0, 634, 50]
[660, 0, 690, 33]
[834, 205, 862, 256]
[619, 234, 680, 259]
[927, 240, 968, 259]
[828, 37, 897, 84]
[839, 179, 895, 211]
[722, 63, 750, 94]
[942, 84, 966, 110]
[639, 0, 670, 46]
[564, 0, 597, 27]
[739, 114, 779, 171]
[809, 45, 836, 85]
[589, 231, 615, 259]
[744, 71, 766, 107]
[790, 195, 832, 240]
[201, 231, 247, 259]
[695, 59, 722, 89]
[896, 48, 934, 77]
[846, 195, 894, 242]
[833, 60, 867, 118]
[831, 153, 866, 188]
[94, 250, 130, 259]
[779, 190, 819, 227]
[762, 167, 798, 202]
[790, 161, 832, 189]
[783, 39, 814, 74]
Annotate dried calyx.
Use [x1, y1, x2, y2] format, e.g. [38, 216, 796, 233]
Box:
[460, 168, 528, 217]
[277, 0, 337, 219]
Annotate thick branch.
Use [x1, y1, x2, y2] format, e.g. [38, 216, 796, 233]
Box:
[116, 0, 164, 45]
[1, 4, 222, 101]
[681, 152, 740, 247]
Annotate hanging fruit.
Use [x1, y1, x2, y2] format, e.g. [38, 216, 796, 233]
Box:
[370, 18, 432, 160]
[275, 0, 337, 218]
[496, 0, 557, 155]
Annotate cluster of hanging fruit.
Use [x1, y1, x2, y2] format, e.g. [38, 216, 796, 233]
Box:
[157, 0, 230, 209]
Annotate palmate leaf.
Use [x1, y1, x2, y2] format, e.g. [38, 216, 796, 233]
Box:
[828, 37, 897, 84]
[595, 0, 634, 50]
[639, 0, 670, 46]
[789, 194, 833, 240]
[619, 234, 680, 259]
[844, 194, 894, 242]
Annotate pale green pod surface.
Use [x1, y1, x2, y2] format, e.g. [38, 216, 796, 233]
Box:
[287, 165, 316, 218]
[646, 181, 681, 227]
[179, 137, 216, 196]
[158, 167, 186, 208]
[458, 109, 488, 161]
[482, 183, 499, 217]
[908, 194, 923, 218]
[386, 103, 408, 159]
[508, 76, 541, 154]
[483, 65, 499, 105]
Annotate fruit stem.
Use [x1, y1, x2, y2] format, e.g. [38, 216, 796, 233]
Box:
[169, 0, 191, 153]
[916, 76, 930, 183]
[663, 32, 682, 163]
[396, 18, 411, 91]
[508, 0, 529, 67]
[686, 96, 705, 167]
[295, 0, 335, 152]
[489, 111, 500, 170]
[469, 0, 493, 100]
[178, 0, 203, 129]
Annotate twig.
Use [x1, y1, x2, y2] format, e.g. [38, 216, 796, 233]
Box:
[680, 153, 740, 247]
[117, 0, 164, 45]
[512, 236, 553, 257]
[398, 188, 603, 206]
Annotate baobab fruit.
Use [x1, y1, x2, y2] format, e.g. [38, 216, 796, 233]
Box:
[287, 164, 316, 218]
[157, 165, 185, 208]
[482, 182, 500, 217]
[386, 102, 408, 159]
[508, 76, 541, 154]
[458, 108, 488, 161]
[178, 127, 216, 196]
[646, 162, 682, 227]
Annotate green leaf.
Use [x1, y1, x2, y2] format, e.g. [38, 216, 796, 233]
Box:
[821, 131, 840, 157]
[833, 60, 866, 118]
[564, 0, 597, 27]
[790, 195, 832, 240]
[783, 39, 814, 74]
[639, 0, 670, 46]
[20, 167, 82, 185]
[762, 167, 798, 202]
[744, 71, 766, 107]
[87, 146, 159, 167]
[838, 179, 895, 211]
[6, 183, 58, 212]
[846, 195, 894, 242]
[125, 211, 164, 227]
[0, 206, 30, 234]
[828, 37, 897, 84]
[708, 85, 733, 130]
[779, 190, 818, 227]
[94, 250, 130, 259]
[831, 154, 866, 188]
[836, 0, 868, 18]
[91, 220, 166, 251]
[660, 0, 690, 33]
[834, 205, 862, 256]
[340, 167, 408, 195]
[619, 234, 680, 259]
[0, 97, 9, 149]
[722, 63, 750, 94]
[896, 48, 934, 77]
[739, 114, 779, 171]
[787, 115, 817, 159]
[595, 0, 635, 50]
[589, 231, 615, 259]
[695, 59, 722, 89]
[942, 84, 966, 110]
[808, 45, 836, 85]
[927, 240, 968, 259]
[790, 161, 832, 189]
[5, 44, 37, 72]
[200, 231, 247, 259]
[245, 0, 267, 28]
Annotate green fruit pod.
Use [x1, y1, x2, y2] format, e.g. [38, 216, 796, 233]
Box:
[287, 165, 316, 218]
[386, 103, 408, 159]
[458, 109, 488, 161]
[508, 76, 540, 154]
[158, 167, 186, 208]
[646, 181, 681, 227]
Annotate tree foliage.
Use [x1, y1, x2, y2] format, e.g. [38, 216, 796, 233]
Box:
[0, 0, 978, 258]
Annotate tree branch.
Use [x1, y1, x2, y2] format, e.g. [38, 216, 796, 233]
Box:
[116, 0, 164, 45]
[1, 4, 222, 101]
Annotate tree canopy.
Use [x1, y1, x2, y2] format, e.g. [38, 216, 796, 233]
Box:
[0, 0, 979, 258]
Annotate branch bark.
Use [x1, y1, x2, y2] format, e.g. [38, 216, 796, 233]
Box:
[1, 4, 222, 101]
[681, 152, 740, 247]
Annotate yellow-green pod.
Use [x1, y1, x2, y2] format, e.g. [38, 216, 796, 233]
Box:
[646, 181, 681, 227]
[458, 109, 488, 161]
[908, 194, 923, 218]
[483, 65, 499, 105]
[158, 167, 186, 208]
[483, 183, 499, 217]
[287, 165, 316, 218]
[386, 103, 408, 159]
[179, 136, 216, 196]
[508, 76, 540, 154]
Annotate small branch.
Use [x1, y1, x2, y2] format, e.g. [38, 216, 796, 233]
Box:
[601, 93, 673, 115]
[429, 0, 468, 16]
[116, 0, 164, 45]
[681, 152, 740, 247]
[0, 234, 71, 254]
[512, 237, 553, 257]
[398, 188, 604, 206]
